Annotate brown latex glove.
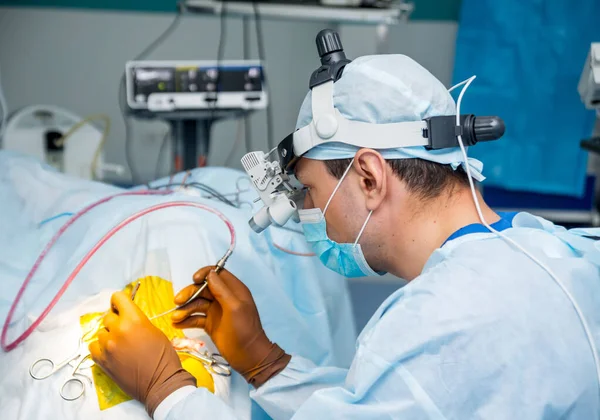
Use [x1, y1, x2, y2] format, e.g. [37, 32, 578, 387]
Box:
[89, 291, 197, 417]
[172, 267, 291, 388]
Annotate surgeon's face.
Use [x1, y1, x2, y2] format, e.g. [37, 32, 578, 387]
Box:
[294, 158, 366, 244]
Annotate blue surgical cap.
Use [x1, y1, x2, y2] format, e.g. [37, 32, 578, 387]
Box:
[295, 55, 484, 181]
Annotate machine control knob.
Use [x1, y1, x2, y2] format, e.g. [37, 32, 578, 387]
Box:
[316, 29, 343, 59]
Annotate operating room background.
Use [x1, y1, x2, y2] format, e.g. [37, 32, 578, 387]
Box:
[0, 6, 457, 331]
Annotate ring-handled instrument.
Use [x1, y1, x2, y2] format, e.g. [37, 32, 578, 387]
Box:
[29, 337, 93, 401]
[29, 280, 142, 401]
[177, 349, 231, 377]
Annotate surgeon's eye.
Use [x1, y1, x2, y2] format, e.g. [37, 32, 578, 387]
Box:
[302, 186, 311, 198]
[299, 186, 309, 200]
[291, 186, 308, 199]
[303, 189, 315, 209]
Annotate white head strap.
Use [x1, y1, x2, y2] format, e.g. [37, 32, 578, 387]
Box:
[292, 81, 430, 157]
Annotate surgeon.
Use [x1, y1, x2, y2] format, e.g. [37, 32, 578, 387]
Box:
[90, 52, 600, 419]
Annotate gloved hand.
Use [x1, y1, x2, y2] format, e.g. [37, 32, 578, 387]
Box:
[89, 291, 196, 416]
[172, 267, 291, 388]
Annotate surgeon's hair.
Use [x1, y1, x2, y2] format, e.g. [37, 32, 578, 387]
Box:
[324, 158, 471, 201]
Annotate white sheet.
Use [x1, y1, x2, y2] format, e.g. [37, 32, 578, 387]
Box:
[0, 151, 356, 420]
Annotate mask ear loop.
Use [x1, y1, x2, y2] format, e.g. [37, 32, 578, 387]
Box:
[353, 210, 373, 246]
[321, 156, 373, 247]
[323, 157, 355, 217]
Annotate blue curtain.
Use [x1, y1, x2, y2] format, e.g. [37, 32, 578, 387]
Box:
[453, 0, 600, 197]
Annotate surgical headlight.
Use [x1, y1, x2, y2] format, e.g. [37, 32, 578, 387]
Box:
[248, 195, 298, 233]
[242, 29, 506, 233]
[241, 149, 305, 233]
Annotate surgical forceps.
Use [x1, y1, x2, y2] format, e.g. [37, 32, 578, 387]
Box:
[177, 349, 231, 377]
[79, 280, 142, 340]
[29, 338, 93, 401]
[149, 253, 231, 321]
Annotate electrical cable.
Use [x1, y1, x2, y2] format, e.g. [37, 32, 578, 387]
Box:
[242, 16, 252, 156]
[149, 182, 236, 207]
[1, 197, 236, 352]
[118, 4, 185, 185]
[54, 114, 111, 180]
[174, 183, 236, 207]
[188, 182, 237, 206]
[252, 1, 274, 151]
[1, 190, 170, 351]
[225, 116, 245, 167]
[270, 224, 315, 256]
[204, 176, 254, 209]
[451, 76, 600, 392]
[208, 0, 228, 127]
[154, 127, 171, 180]
[224, 12, 249, 168]
[180, 170, 191, 186]
[244, 112, 252, 155]
[272, 242, 315, 257]
[184, 0, 227, 169]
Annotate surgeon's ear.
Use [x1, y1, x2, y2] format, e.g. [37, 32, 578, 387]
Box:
[354, 149, 387, 211]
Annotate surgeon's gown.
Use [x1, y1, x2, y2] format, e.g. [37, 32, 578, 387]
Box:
[164, 212, 600, 419]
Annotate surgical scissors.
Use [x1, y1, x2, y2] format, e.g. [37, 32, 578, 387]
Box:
[177, 349, 231, 377]
[29, 338, 93, 401]
[29, 281, 139, 401]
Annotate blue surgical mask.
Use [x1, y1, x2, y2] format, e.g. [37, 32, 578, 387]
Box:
[298, 159, 384, 278]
